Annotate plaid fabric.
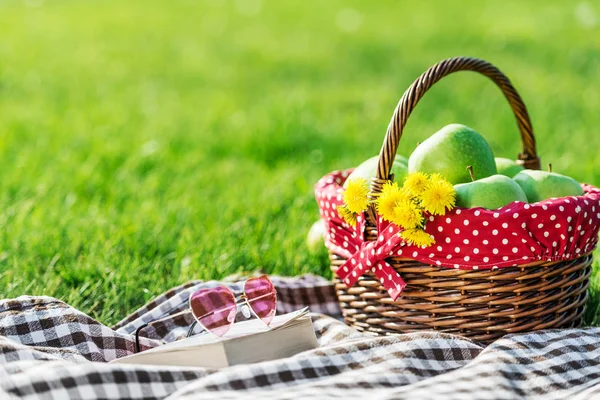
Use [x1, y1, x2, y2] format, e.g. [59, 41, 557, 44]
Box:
[1, 274, 599, 399]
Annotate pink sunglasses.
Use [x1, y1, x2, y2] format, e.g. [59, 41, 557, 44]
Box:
[135, 275, 277, 352]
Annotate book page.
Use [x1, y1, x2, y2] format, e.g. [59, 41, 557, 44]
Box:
[112, 313, 317, 368]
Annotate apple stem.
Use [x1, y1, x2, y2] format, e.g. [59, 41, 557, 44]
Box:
[548, 163, 553, 172]
[467, 165, 476, 182]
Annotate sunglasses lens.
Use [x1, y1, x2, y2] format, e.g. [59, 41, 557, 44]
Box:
[189, 286, 236, 337]
[244, 276, 277, 325]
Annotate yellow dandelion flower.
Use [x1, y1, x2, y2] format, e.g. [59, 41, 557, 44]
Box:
[429, 173, 446, 183]
[400, 228, 435, 248]
[380, 181, 400, 197]
[337, 205, 358, 227]
[376, 183, 411, 222]
[377, 190, 402, 222]
[392, 200, 424, 229]
[420, 176, 456, 215]
[403, 172, 430, 197]
[343, 178, 370, 214]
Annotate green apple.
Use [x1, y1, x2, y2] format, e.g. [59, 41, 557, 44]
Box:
[306, 219, 326, 254]
[513, 170, 583, 202]
[344, 155, 408, 188]
[495, 157, 524, 177]
[455, 174, 528, 209]
[408, 124, 497, 184]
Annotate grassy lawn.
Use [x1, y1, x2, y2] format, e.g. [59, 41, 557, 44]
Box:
[0, 0, 599, 326]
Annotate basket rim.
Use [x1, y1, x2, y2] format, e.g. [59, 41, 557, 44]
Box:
[316, 168, 600, 272]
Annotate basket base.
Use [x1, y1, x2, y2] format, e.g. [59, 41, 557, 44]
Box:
[331, 254, 592, 345]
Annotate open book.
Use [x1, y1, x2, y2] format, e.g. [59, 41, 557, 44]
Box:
[111, 308, 317, 368]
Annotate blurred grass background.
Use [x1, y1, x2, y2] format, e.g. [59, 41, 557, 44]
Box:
[0, 0, 599, 325]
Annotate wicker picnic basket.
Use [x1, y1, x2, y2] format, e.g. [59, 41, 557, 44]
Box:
[325, 56, 595, 344]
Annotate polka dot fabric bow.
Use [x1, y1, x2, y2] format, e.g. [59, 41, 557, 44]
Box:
[315, 169, 600, 300]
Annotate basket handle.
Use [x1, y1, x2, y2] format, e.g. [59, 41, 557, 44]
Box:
[374, 56, 541, 191]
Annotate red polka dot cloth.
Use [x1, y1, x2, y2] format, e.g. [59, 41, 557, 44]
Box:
[315, 169, 600, 300]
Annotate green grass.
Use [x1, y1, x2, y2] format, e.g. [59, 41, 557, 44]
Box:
[0, 0, 599, 326]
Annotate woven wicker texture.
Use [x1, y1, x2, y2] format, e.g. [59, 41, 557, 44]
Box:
[330, 56, 592, 343]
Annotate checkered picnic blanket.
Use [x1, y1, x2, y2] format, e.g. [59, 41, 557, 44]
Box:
[1, 274, 599, 399]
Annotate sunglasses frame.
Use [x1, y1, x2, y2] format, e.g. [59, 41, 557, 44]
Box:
[134, 275, 277, 353]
